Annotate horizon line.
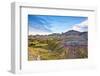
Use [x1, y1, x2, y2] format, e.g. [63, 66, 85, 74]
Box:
[28, 30, 88, 36]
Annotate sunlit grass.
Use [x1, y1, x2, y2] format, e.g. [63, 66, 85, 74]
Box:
[28, 38, 88, 61]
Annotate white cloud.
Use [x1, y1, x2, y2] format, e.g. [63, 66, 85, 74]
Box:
[72, 20, 88, 32]
[29, 26, 52, 35]
[29, 31, 52, 35]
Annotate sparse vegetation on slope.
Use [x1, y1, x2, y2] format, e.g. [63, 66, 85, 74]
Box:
[28, 30, 88, 61]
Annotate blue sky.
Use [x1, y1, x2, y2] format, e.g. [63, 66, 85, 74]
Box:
[28, 15, 88, 35]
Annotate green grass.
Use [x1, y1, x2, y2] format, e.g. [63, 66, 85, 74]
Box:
[28, 38, 88, 61]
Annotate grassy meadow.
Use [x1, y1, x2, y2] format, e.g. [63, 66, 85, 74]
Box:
[28, 35, 88, 61]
